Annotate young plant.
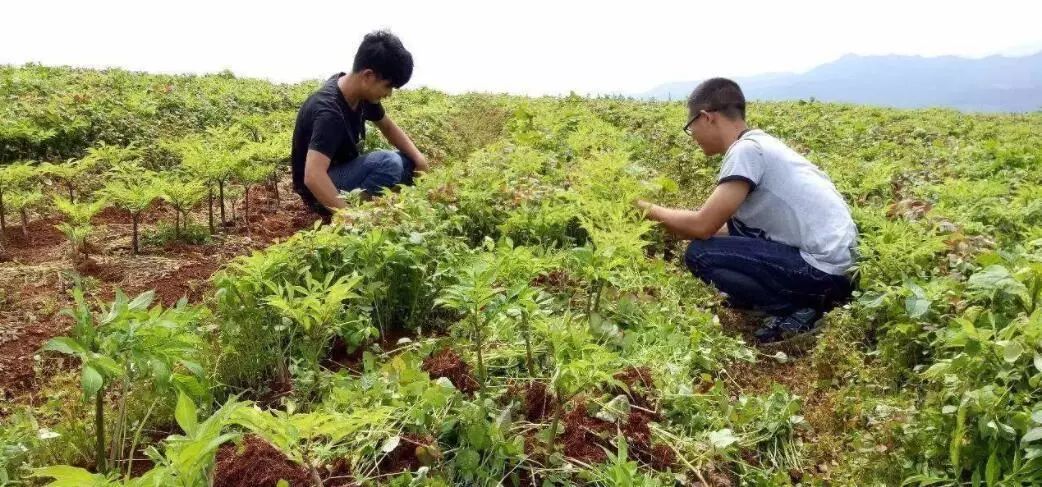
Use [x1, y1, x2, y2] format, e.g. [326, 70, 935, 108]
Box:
[503, 284, 552, 377]
[6, 189, 43, 241]
[158, 175, 207, 240]
[543, 315, 620, 451]
[238, 137, 283, 215]
[0, 161, 37, 236]
[264, 272, 368, 398]
[40, 288, 207, 475]
[32, 396, 248, 486]
[39, 159, 94, 201]
[227, 406, 373, 485]
[436, 256, 505, 393]
[236, 162, 274, 231]
[174, 129, 244, 233]
[53, 196, 106, 261]
[100, 165, 160, 254]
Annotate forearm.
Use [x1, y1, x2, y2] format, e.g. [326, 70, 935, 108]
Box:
[390, 134, 426, 171]
[304, 173, 345, 211]
[378, 119, 428, 172]
[638, 201, 717, 240]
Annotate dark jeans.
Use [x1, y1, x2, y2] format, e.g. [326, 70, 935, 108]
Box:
[684, 220, 853, 317]
[301, 150, 416, 217]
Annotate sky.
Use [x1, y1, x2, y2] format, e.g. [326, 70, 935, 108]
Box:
[3, 0, 1041, 96]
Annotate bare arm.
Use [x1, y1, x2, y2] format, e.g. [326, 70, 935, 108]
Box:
[374, 116, 429, 173]
[637, 180, 750, 240]
[303, 149, 346, 211]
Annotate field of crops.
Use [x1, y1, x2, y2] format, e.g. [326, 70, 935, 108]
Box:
[1, 64, 1041, 486]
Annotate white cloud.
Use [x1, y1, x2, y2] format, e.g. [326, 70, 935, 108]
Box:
[3, 0, 1040, 96]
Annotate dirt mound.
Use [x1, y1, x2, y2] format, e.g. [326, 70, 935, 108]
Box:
[621, 409, 674, 470]
[530, 269, 577, 291]
[74, 257, 123, 281]
[522, 381, 553, 422]
[0, 314, 69, 403]
[422, 348, 479, 394]
[1, 217, 66, 263]
[505, 380, 555, 423]
[562, 402, 612, 464]
[213, 435, 311, 487]
[379, 433, 436, 473]
[558, 367, 675, 471]
[613, 366, 656, 410]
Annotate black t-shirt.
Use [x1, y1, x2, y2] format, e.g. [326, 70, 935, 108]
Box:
[290, 72, 385, 201]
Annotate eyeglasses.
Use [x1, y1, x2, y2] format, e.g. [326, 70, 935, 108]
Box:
[683, 112, 709, 135]
[683, 103, 745, 135]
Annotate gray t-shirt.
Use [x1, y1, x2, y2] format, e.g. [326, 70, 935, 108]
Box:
[717, 129, 857, 276]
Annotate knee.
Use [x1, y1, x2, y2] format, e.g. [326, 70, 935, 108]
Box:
[370, 150, 404, 178]
[394, 151, 416, 185]
[684, 239, 712, 278]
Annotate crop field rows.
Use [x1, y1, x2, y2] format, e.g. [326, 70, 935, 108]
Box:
[1, 65, 1041, 486]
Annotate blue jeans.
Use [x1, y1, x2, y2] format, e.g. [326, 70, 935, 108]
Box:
[304, 150, 415, 216]
[684, 220, 853, 316]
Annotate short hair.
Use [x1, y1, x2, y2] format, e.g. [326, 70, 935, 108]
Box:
[687, 78, 746, 120]
[352, 30, 413, 88]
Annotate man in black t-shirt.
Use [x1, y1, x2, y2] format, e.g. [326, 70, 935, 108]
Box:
[291, 30, 429, 218]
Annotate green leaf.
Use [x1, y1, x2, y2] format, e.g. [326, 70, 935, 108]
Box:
[858, 291, 887, 309]
[91, 355, 123, 377]
[175, 392, 199, 436]
[150, 359, 171, 384]
[1034, 353, 1042, 373]
[128, 290, 156, 311]
[905, 293, 930, 319]
[969, 265, 1029, 301]
[81, 365, 103, 398]
[456, 448, 480, 472]
[465, 423, 490, 450]
[708, 428, 738, 449]
[985, 450, 999, 487]
[41, 337, 86, 356]
[179, 359, 204, 377]
[657, 176, 678, 193]
[1002, 341, 1024, 364]
[31, 465, 107, 486]
[381, 435, 401, 454]
[1024, 427, 1042, 444]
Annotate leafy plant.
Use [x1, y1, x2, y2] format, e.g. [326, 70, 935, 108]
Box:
[0, 161, 37, 236]
[158, 175, 207, 240]
[40, 288, 207, 475]
[435, 255, 505, 392]
[31, 396, 247, 486]
[99, 164, 161, 254]
[39, 158, 97, 202]
[53, 196, 106, 261]
[265, 272, 368, 398]
[5, 189, 44, 241]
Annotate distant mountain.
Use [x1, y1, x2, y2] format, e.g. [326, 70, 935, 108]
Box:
[638, 52, 1042, 112]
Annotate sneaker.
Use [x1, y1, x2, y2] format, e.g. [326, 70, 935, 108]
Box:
[753, 308, 822, 343]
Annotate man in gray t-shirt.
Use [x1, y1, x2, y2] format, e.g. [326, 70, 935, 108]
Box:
[637, 78, 857, 343]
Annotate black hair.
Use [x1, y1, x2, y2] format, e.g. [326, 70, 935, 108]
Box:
[687, 77, 746, 120]
[352, 30, 413, 88]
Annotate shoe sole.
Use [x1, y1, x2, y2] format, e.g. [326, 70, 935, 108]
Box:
[757, 320, 824, 352]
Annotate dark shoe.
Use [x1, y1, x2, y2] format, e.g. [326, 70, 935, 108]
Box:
[754, 308, 822, 343]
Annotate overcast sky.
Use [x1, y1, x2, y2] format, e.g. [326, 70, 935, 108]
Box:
[3, 0, 1041, 96]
